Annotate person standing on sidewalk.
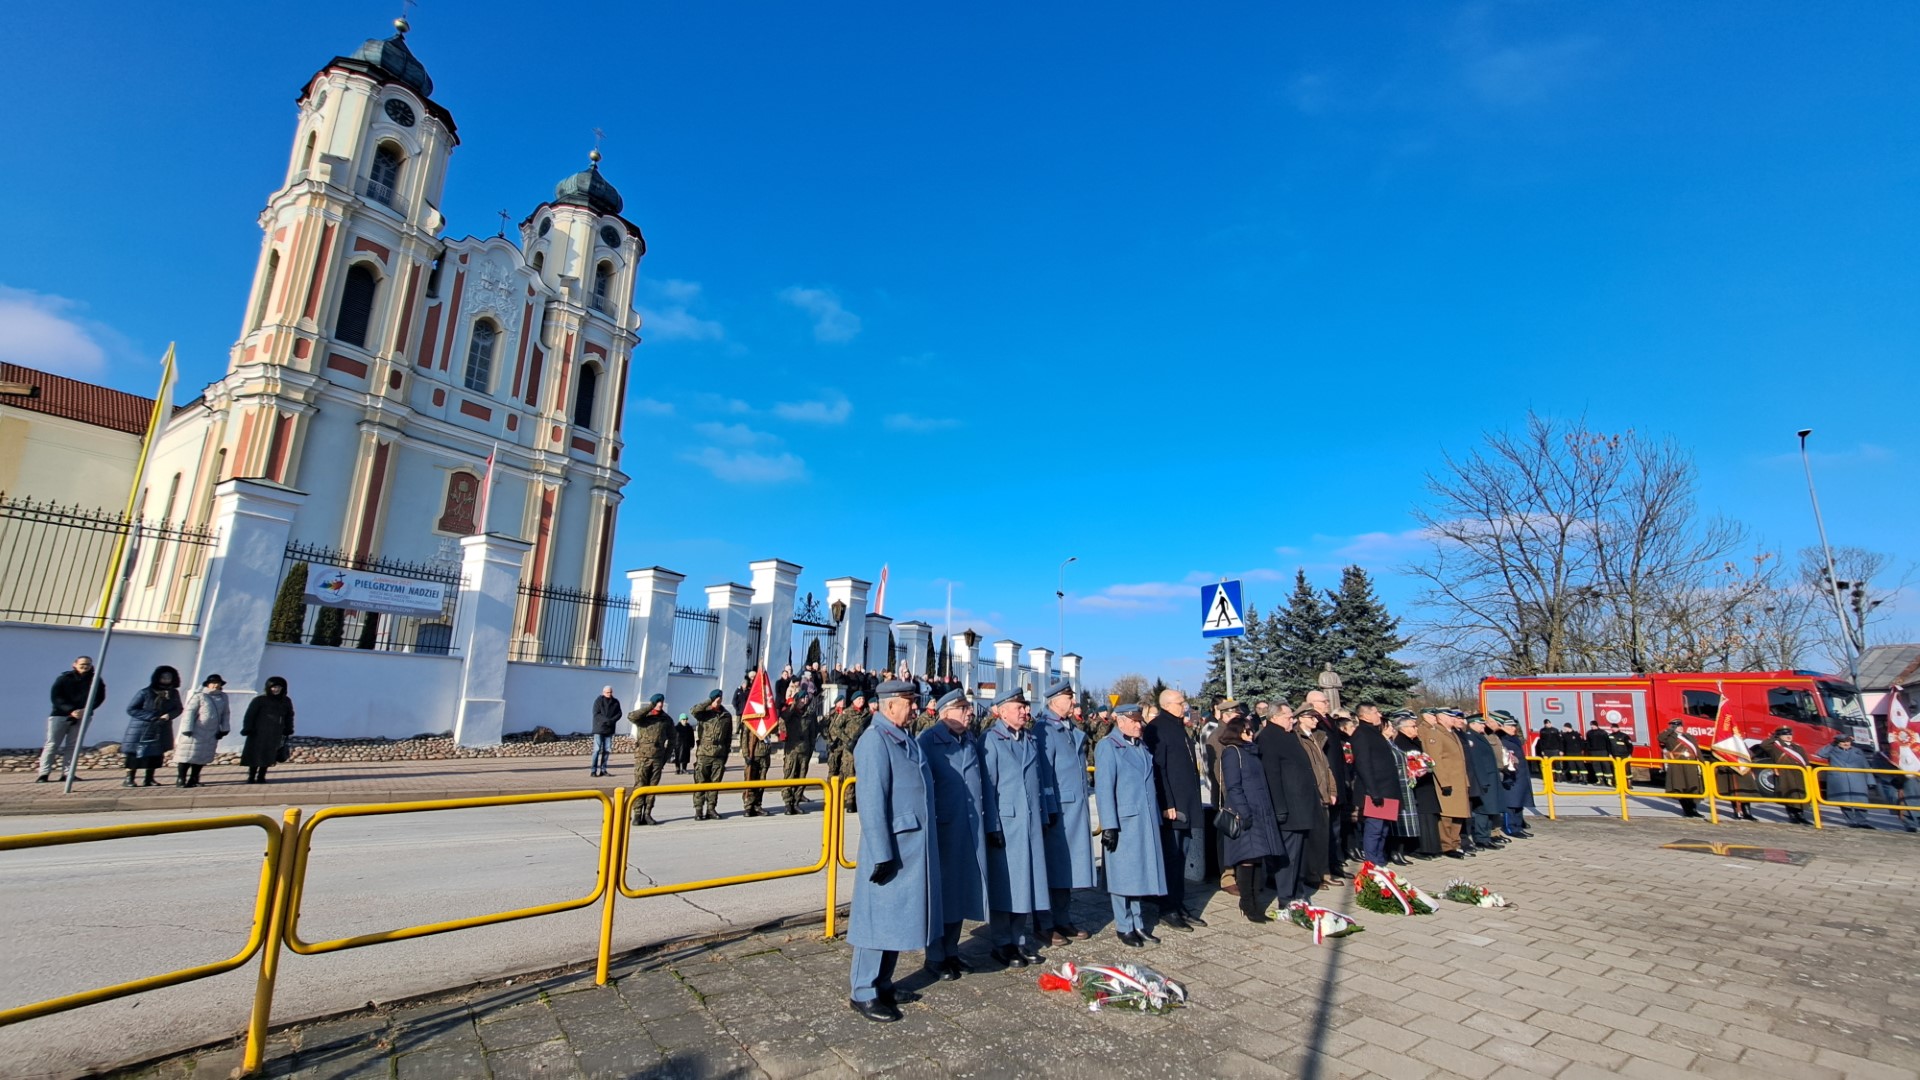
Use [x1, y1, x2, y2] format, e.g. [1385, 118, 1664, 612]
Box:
[1038, 680, 1093, 944]
[690, 691, 733, 821]
[983, 689, 1053, 967]
[919, 688, 989, 979]
[122, 666, 182, 788]
[1095, 704, 1165, 946]
[846, 678, 941, 1023]
[241, 676, 294, 783]
[673, 714, 694, 774]
[628, 694, 673, 825]
[1658, 718, 1706, 818]
[589, 686, 621, 777]
[173, 674, 230, 788]
[38, 656, 104, 782]
[1145, 687, 1206, 931]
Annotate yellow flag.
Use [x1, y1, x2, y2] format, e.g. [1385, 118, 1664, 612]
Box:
[95, 344, 178, 622]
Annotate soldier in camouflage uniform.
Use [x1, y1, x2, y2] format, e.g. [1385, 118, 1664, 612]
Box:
[740, 709, 774, 817]
[831, 690, 872, 812]
[690, 690, 733, 821]
[778, 686, 817, 814]
[628, 693, 674, 825]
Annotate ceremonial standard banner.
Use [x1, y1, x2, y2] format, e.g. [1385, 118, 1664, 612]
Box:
[304, 566, 449, 617]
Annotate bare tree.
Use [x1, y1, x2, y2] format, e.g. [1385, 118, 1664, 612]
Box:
[1108, 672, 1150, 706]
[1798, 546, 1911, 671]
[1408, 413, 1780, 676]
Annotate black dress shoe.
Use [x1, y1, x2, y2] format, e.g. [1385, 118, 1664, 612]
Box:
[1181, 910, 1208, 928]
[990, 946, 1027, 968]
[1161, 912, 1193, 932]
[1139, 928, 1161, 944]
[1056, 923, 1090, 940]
[34, 774, 49, 783]
[1019, 946, 1044, 964]
[934, 959, 963, 980]
[1444, 850, 1467, 859]
[1118, 930, 1145, 947]
[848, 998, 901, 1023]
[880, 988, 920, 1006]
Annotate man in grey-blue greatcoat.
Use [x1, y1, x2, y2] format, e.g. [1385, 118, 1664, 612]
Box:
[1038, 680, 1094, 943]
[982, 688, 1053, 968]
[918, 688, 989, 980]
[846, 679, 941, 1023]
[1095, 704, 1166, 947]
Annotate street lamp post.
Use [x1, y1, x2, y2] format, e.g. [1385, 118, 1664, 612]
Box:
[1056, 556, 1077, 680]
[1797, 429, 1867, 709]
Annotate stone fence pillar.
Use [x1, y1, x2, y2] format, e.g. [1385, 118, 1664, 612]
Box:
[196, 479, 307, 749]
[749, 559, 801, 672]
[709, 582, 754, 703]
[628, 567, 685, 702]
[453, 532, 535, 747]
[825, 576, 870, 670]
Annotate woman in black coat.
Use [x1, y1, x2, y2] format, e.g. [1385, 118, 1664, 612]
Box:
[122, 666, 183, 787]
[1393, 717, 1443, 858]
[1216, 717, 1283, 923]
[241, 676, 295, 784]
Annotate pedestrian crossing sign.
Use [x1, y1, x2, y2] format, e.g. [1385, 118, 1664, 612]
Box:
[1200, 580, 1245, 638]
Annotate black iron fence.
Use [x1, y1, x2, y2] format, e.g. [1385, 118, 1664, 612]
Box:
[670, 606, 720, 675]
[270, 542, 463, 655]
[0, 494, 216, 633]
[511, 583, 635, 668]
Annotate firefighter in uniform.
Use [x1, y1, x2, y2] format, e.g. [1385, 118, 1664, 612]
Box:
[691, 690, 733, 821]
[628, 693, 673, 825]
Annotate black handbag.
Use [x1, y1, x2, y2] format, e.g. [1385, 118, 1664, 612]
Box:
[276, 744, 291, 763]
[1213, 807, 1243, 839]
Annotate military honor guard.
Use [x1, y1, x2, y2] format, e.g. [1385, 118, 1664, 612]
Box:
[1657, 717, 1706, 818]
[1038, 680, 1094, 943]
[846, 679, 942, 1023]
[982, 688, 1054, 967]
[778, 685, 817, 815]
[1094, 704, 1166, 947]
[628, 693, 673, 825]
[690, 690, 733, 821]
[918, 688, 990, 980]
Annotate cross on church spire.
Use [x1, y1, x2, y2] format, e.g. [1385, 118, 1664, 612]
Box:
[496, 209, 509, 237]
[591, 127, 605, 166]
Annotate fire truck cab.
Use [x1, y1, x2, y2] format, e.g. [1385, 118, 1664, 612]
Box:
[1480, 671, 1875, 782]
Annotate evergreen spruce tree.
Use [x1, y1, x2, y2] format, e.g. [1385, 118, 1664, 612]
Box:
[924, 636, 936, 678]
[1199, 635, 1232, 704]
[1199, 605, 1273, 705]
[887, 633, 898, 672]
[1325, 565, 1416, 707]
[1272, 570, 1335, 701]
[268, 562, 309, 643]
[937, 635, 949, 678]
[313, 605, 345, 647]
[355, 611, 380, 649]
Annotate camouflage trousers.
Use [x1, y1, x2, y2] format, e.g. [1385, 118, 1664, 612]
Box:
[631, 756, 665, 821]
[743, 754, 771, 811]
[693, 757, 725, 816]
[782, 748, 813, 812]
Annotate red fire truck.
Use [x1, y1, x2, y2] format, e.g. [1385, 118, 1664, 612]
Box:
[1479, 670, 1875, 780]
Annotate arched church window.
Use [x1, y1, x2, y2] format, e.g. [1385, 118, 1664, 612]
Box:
[335, 264, 378, 348]
[425, 256, 443, 298]
[251, 251, 279, 331]
[301, 133, 316, 175]
[532, 251, 544, 272]
[464, 320, 498, 392]
[437, 470, 479, 534]
[367, 143, 403, 207]
[591, 262, 613, 313]
[573, 363, 600, 429]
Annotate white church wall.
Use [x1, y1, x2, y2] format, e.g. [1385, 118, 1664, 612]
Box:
[502, 661, 633, 735]
[258, 642, 464, 739]
[666, 672, 715, 720]
[384, 446, 475, 561]
[0, 624, 200, 751]
[547, 485, 594, 589]
[0, 409, 141, 512]
[287, 403, 362, 546]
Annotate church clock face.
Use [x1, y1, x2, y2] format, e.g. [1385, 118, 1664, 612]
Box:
[384, 99, 416, 127]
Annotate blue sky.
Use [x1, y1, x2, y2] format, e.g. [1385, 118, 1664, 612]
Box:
[2, 2, 1916, 688]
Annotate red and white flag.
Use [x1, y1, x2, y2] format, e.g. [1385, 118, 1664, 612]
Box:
[1709, 680, 1751, 772]
[742, 667, 778, 740]
[476, 442, 499, 535]
[874, 563, 889, 616]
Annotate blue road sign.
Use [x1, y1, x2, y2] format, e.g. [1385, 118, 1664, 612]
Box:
[1200, 580, 1245, 638]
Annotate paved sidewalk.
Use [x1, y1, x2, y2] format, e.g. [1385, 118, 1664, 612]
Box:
[112, 814, 1920, 1080]
[0, 757, 754, 816]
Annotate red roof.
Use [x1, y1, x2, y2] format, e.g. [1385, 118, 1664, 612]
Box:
[0, 362, 154, 436]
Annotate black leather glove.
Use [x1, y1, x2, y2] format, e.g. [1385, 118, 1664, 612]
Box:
[870, 859, 898, 885]
[987, 832, 1006, 849]
[1045, 813, 1059, 829]
[1101, 828, 1120, 851]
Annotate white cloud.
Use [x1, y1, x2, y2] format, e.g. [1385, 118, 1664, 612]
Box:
[774, 391, 852, 424]
[692, 393, 754, 415]
[692, 421, 775, 446]
[629, 398, 674, 417]
[883, 413, 960, 433]
[779, 286, 862, 343]
[1332, 528, 1434, 562]
[679, 447, 808, 484]
[635, 279, 725, 343]
[0, 286, 114, 376]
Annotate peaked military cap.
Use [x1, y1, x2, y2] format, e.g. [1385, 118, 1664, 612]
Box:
[1490, 709, 1518, 723]
[876, 678, 918, 698]
[1114, 704, 1143, 716]
[935, 688, 968, 711]
[1044, 679, 1074, 700]
[997, 688, 1030, 706]
[1389, 708, 1416, 720]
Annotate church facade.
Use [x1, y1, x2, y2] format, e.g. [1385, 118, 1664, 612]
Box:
[145, 20, 643, 634]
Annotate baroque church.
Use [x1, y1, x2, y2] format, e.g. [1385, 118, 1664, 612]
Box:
[144, 18, 643, 615]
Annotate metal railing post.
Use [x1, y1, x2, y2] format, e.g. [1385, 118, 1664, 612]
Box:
[243, 808, 301, 1075]
[596, 788, 625, 986]
[1615, 757, 1631, 821]
[1542, 757, 1559, 820]
[823, 778, 839, 940]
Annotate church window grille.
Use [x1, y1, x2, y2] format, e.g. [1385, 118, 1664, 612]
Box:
[335, 264, 378, 348]
[251, 251, 279, 331]
[573, 363, 599, 429]
[591, 262, 613, 313]
[367, 143, 403, 207]
[465, 320, 498, 392]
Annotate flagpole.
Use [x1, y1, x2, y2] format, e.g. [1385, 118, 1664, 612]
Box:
[96, 344, 177, 623]
[477, 441, 499, 534]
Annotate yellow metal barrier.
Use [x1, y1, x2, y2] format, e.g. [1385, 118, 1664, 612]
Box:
[0, 813, 285, 1027]
[283, 789, 617, 955]
[837, 775, 858, 870]
[1538, 756, 1632, 820]
[1704, 762, 1821, 828]
[1811, 766, 1920, 816]
[612, 779, 832, 899]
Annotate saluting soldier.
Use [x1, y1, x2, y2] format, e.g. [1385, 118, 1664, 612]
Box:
[628, 693, 674, 826]
[778, 686, 817, 815]
[846, 679, 941, 1023]
[1095, 704, 1166, 947]
[834, 691, 872, 812]
[1038, 680, 1094, 943]
[919, 688, 989, 980]
[982, 688, 1054, 967]
[690, 690, 733, 821]
[1658, 718, 1706, 817]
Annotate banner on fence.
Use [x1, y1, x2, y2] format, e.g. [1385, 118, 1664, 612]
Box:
[304, 567, 448, 616]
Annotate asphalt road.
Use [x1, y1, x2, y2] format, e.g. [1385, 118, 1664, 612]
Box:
[0, 792, 858, 1080]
